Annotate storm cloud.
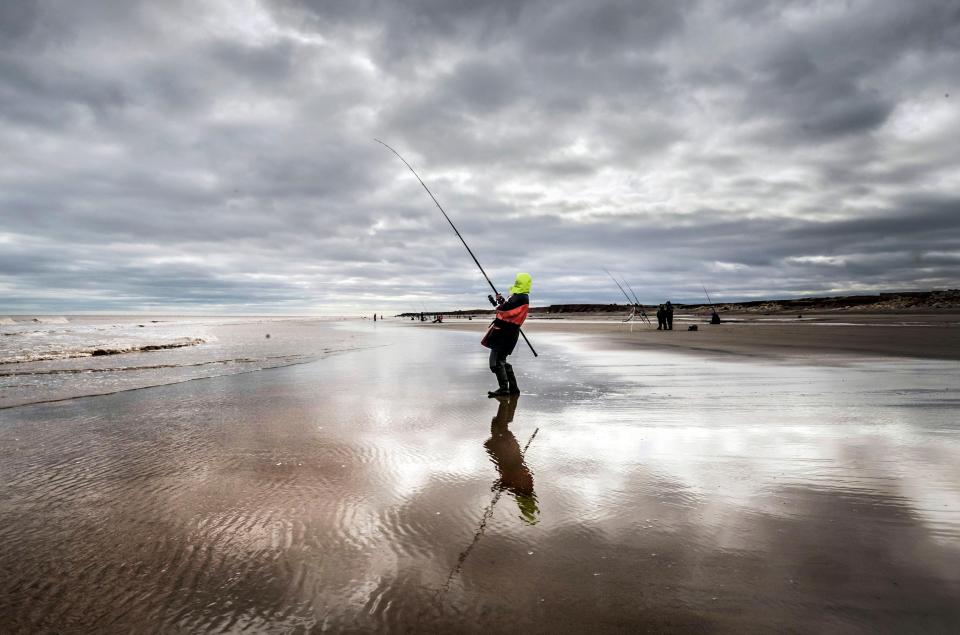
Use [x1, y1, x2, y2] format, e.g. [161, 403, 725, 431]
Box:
[1, 0, 958, 313]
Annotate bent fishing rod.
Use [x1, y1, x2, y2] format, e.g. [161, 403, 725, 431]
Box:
[375, 139, 538, 357]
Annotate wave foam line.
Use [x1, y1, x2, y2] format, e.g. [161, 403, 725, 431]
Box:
[0, 344, 389, 411]
[0, 338, 205, 365]
[0, 355, 299, 378]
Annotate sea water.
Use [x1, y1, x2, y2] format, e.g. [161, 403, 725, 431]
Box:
[0, 315, 362, 408]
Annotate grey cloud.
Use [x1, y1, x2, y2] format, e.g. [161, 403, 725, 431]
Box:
[440, 60, 521, 114]
[520, 0, 689, 59]
[746, 55, 895, 141]
[206, 39, 298, 85]
[0, 1, 40, 48]
[1, 0, 958, 313]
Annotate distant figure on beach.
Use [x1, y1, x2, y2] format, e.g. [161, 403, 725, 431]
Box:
[711, 310, 721, 324]
[485, 395, 538, 524]
[432, 314, 443, 323]
[656, 304, 665, 330]
[665, 301, 674, 330]
[373, 314, 377, 322]
[482, 273, 531, 397]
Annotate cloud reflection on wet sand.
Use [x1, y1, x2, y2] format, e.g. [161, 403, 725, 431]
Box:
[0, 322, 957, 632]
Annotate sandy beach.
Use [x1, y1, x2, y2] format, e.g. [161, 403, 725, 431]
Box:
[1, 317, 959, 632]
[445, 311, 960, 362]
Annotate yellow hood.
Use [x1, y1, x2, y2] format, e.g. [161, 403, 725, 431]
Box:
[510, 272, 531, 295]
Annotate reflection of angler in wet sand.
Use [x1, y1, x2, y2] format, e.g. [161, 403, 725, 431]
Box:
[440, 397, 541, 595]
[485, 396, 539, 524]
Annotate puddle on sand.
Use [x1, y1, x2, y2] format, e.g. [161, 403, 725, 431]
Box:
[0, 321, 958, 632]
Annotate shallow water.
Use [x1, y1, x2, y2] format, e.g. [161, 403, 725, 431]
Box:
[0, 321, 958, 632]
[0, 316, 363, 408]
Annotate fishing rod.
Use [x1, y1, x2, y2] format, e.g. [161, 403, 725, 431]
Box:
[702, 284, 724, 325]
[604, 269, 641, 324]
[622, 277, 641, 305]
[604, 269, 645, 321]
[604, 268, 634, 306]
[618, 274, 651, 324]
[376, 139, 537, 357]
[702, 284, 716, 310]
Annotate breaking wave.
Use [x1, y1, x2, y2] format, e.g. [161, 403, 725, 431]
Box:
[31, 317, 70, 324]
[0, 318, 16, 326]
[0, 338, 205, 365]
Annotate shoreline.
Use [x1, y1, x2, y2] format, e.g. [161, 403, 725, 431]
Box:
[427, 311, 960, 362]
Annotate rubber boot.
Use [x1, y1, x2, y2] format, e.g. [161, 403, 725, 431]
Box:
[505, 366, 520, 395]
[488, 365, 511, 398]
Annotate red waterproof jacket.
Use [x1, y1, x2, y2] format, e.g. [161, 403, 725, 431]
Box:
[482, 293, 529, 355]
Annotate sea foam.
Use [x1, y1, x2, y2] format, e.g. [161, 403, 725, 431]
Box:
[32, 317, 70, 324]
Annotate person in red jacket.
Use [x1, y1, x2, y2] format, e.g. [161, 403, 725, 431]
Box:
[481, 273, 531, 397]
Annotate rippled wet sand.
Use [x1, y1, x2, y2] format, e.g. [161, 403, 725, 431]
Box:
[1, 322, 958, 632]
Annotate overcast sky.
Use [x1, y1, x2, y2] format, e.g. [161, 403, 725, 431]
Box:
[1, 0, 958, 314]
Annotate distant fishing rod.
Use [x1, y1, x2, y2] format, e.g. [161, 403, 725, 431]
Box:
[622, 277, 641, 306]
[376, 139, 537, 357]
[618, 273, 651, 324]
[604, 269, 643, 323]
[604, 268, 634, 306]
[702, 284, 716, 310]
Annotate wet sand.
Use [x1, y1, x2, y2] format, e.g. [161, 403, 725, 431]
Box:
[1, 321, 959, 632]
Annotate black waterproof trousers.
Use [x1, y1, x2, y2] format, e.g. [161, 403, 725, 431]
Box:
[489, 349, 519, 393]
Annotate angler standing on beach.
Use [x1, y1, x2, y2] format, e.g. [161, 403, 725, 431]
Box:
[482, 273, 531, 398]
[375, 139, 538, 394]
